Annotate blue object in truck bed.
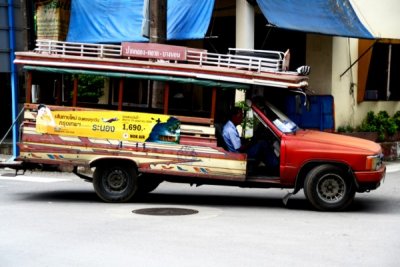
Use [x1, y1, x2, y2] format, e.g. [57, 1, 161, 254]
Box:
[285, 95, 334, 131]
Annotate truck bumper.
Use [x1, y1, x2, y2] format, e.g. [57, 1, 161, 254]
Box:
[354, 165, 386, 192]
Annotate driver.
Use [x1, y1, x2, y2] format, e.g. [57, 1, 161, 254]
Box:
[222, 107, 278, 170]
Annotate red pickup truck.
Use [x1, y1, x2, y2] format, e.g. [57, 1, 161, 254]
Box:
[7, 100, 384, 212]
[4, 40, 385, 211]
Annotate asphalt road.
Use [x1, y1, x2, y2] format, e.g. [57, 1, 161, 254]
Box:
[0, 165, 399, 267]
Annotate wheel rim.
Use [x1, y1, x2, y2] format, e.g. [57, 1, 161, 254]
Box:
[316, 173, 346, 203]
[104, 168, 128, 193]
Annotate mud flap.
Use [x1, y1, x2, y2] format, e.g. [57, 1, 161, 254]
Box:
[282, 188, 299, 206]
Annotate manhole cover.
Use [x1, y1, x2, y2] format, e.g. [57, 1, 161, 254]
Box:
[1, 173, 16, 177]
[132, 207, 199, 216]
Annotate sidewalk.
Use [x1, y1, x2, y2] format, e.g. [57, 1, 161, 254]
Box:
[384, 160, 400, 173]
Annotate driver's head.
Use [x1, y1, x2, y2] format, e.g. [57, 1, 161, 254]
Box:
[229, 107, 243, 126]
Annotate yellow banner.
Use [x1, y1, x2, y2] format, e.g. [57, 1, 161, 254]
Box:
[36, 105, 180, 144]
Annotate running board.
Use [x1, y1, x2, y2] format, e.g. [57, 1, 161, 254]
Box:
[246, 176, 280, 183]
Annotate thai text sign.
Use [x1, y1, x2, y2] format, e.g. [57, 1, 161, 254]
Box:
[36, 106, 180, 144]
[122, 42, 187, 61]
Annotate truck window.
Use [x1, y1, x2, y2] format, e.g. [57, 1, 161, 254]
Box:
[258, 101, 299, 134]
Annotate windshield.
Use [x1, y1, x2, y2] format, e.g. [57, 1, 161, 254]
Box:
[255, 101, 299, 133]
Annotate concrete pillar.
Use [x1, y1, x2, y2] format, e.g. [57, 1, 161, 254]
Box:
[235, 0, 254, 103]
[236, 0, 254, 49]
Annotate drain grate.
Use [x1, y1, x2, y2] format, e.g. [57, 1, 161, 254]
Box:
[132, 207, 199, 216]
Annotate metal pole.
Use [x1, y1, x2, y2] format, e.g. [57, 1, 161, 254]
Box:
[118, 78, 124, 111]
[386, 44, 392, 100]
[149, 0, 167, 109]
[340, 40, 377, 78]
[8, 0, 19, 157]
[149, 0, 166, 44]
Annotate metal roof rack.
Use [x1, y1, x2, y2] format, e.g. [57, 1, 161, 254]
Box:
[34, 39, 289, 73]
[35, 39, 122, 58]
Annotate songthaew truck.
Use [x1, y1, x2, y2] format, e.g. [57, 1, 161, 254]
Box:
[1, 40, 386, 211]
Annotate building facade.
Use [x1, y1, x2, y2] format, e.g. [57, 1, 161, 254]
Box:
[1, 0, 399, 143]
[232, 0, 400, 129]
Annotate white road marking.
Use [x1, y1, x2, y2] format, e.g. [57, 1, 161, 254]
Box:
[0, 175, 71, 183]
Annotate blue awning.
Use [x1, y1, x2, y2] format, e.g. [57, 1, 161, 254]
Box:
[256, 0, 373, 39]
[67, 0, 215, 43]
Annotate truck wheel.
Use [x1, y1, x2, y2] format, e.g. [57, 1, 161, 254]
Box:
[304, 164, 355, 211]
[93, 164, 138, 202]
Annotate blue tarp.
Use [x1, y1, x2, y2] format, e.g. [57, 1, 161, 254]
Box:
[256, 0, 373, 39]
[286, 95, 334, 131]
[67, 0, 215, 43]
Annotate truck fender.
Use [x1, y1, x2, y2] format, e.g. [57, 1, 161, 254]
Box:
[293, 161, 355, 195]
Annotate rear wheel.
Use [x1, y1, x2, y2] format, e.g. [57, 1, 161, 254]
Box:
[304, 164, 355, 211]
[93, 163, 138, 202]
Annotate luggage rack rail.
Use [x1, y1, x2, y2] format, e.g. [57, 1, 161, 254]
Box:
[35, 39, 122, 58]
[34, 39, 288, 73]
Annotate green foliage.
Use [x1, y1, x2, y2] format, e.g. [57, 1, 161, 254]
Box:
[235, 100, 253, 138]
[235, 100, 250, 111]
[235, 100, 253, 127]
[76, 75, 105, 102]
[386, 118, 398, 136]
[393, 111, 400, 130]
[357, 111, 399, 141]
[337, 125, 354, 133]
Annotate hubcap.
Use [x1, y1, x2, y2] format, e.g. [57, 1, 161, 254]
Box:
[317, 174, 346, 203]
[105, 169, 127, 192]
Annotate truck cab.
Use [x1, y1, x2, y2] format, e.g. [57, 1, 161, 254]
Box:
[248, 100, 385, 210]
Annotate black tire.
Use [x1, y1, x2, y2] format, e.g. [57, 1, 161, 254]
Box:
[137, 175, 162, 195]
[303, 164, 356, 211]
[93, 163, 138, 202]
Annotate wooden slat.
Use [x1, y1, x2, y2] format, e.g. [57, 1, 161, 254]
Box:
[175, 115, 214, 126]
[23, 110, 37, 120]
[180, 124, 215, 136]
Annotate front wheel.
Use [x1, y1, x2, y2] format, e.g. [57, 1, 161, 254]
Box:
[304, 164, 355, 211]
[93, 163, 138, 202]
